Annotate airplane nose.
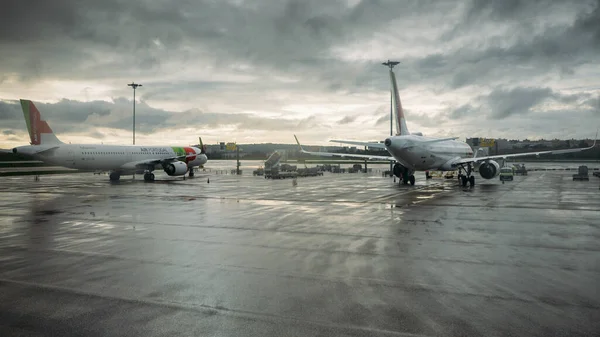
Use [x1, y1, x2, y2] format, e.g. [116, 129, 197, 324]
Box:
[384, 138, 392, 147]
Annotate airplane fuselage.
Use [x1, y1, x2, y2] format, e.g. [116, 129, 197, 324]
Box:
[13, 144, 207, 172]
[384, 135, 473, 171]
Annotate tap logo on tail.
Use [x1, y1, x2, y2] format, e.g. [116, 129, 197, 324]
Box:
[20, 99, 59, 145]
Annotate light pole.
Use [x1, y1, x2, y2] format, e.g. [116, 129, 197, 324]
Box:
[128, 82, 142, 145]
[381, 60, 399, 177]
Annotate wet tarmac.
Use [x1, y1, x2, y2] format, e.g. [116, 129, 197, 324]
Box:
[1, 170, 599, 336]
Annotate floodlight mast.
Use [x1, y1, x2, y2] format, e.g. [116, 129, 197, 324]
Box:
[127, 82, 142, 145]
[381, 60, 400, 176]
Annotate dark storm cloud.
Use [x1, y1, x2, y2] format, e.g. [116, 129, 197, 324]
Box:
[1, 0, 599, 143]
[437, 0, 600, 88]
[1, 0, 597, 91]
[0, 0, 455, 87]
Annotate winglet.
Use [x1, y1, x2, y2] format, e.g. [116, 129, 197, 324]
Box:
[293, 134, 305, 153]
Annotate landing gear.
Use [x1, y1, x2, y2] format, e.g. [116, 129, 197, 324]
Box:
[401, 175, 415, 185]
[458, 163, 475, 187]
[109, 172, 120, 182]
[144, 172, 155, 182]
[188, 168, 194, 178]
[394, 163, 415, 186]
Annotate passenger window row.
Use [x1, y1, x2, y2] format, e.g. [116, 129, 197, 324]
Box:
[81, 152, 161, 155]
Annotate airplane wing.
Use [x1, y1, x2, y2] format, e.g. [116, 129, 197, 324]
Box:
[329, 139, 387, 149]
[453, 137, 597, 165]
[331, 137, 458, 148]
[119, 155, 187, 170]
[294, 135, 395, 161]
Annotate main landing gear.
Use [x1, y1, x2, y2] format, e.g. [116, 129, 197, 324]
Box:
[188, 168, 194, 178]
[144, 172, 155, 182]
[109, 172, 120, 182]
[402, 174, 415, 186]
[457, 163, 475, 187]
[394, 163, 415, 186]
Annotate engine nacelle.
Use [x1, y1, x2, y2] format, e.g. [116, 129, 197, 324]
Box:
[478, 160, 500, 179]
[164, 161, 188, 176]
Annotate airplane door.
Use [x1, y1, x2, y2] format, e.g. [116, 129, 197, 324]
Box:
[66, 148, 76, 168]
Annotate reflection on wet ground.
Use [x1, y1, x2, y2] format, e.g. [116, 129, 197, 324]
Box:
[0, 171, 599, 336]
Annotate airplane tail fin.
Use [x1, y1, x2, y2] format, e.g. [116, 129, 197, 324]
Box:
[20, 100, 63, 145]
[198, 137, 206, 154]
[389, 68, 410, 136]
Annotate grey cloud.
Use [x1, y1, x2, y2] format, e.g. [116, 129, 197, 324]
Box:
[486, 87, 554, 119]
[0, 99, 322, 136]
[2, 0, 597, 94]
[375, 114, 389, 126]
[450, 104, 478, 119]
[583, 95, 600, 113]
[2, 130, 16, 135]
[0, 0, 455, 88]
[1, 0, 600, 143]
[338, 115, 357, 124]
[453, 86, 594, 120]
[89, 131, 106, 140]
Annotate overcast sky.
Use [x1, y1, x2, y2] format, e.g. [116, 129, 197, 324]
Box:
[1, 0, 599, 148]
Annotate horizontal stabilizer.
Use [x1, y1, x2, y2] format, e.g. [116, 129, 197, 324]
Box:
[421, 137, 459, 144]
[329, 140, 387, 149]
[294, 135, 394, 161]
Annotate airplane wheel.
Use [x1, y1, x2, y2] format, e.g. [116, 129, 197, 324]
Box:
[144, 173, 155, 182]
[189, 169, 194, 177]
[461, 175, 468, 187]
[469, 176, 475, 187]
[409, 175, 415, 185]
[109, 172, 120, 181]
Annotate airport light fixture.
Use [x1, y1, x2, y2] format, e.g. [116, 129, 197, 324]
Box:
[382, 60, 400, 176]
[128, 82, 142, 145]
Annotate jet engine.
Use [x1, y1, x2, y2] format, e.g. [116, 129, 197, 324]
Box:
[478, 160, 500, 179]
[163, 161, 188, 176]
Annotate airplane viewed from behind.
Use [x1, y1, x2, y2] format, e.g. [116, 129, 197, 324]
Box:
[295, 65, 597, 187]
[11, 99, 208, 182]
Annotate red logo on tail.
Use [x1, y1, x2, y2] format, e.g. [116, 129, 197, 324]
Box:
[28, 101, 53, 145]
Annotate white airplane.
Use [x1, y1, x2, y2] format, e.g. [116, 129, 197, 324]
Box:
[10, 99, 208, 182]
[294, 66, 597, 187]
